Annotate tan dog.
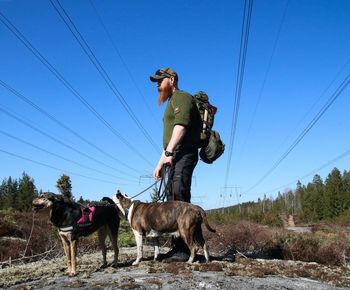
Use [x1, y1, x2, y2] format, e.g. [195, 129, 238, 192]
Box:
[112, 190, 215, 265]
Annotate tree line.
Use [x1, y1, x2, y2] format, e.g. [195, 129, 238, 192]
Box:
[0, 173, 76, 212]
[2, 168, 350, 223]
[209, 167, 350, 224]
[0, 172, 38, 212]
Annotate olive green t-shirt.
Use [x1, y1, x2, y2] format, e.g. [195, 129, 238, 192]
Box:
[163, 90, 201, 149]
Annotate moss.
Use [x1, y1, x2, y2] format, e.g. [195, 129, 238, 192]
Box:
[118, 275, 135, 283]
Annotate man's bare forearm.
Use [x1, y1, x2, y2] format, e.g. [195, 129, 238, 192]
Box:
[166, 125, 186, 153]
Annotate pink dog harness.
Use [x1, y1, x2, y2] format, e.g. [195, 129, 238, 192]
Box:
[59, 205, 95, 232]
[77, 205, 95, 224]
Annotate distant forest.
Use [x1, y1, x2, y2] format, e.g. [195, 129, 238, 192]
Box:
[1, 168, 350, 224]
[0, 172, 38, 212]
[209, 167, 350, 225]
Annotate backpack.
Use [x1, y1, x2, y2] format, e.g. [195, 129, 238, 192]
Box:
[193, 91, 225, 164]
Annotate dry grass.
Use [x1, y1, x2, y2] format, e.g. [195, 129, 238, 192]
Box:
[204, 220, 350, 266]
[1, 210, 349, 270]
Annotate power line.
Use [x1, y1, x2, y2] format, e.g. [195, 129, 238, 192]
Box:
[0, 129, 136, 182]
[224, 0, 254, 188]
[0, 78, 141, 175]
[240, 0, 290, 157]
[244, 74, 350, 195]
[0, 105, 137, 177]
[50, 0, 161, 154]
[263, 58, 350, 163]
[0, 148, 126, 185]
[0, 11, 154, 168]
[88, 0, 161, 130]
[261, 146, 350, 196]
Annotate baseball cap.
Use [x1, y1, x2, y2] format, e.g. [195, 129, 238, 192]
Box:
[150, 68, 178, 82]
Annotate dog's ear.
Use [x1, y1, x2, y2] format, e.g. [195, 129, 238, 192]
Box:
[53, 194, 70, 203]
[42, 192, 58, 201]
[102, 197, 114, 205]
[116, 189, 122, 198]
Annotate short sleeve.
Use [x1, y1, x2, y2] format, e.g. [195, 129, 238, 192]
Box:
[171, 91, 193, 127]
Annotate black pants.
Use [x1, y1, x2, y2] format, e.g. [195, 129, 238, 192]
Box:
[166, 145, 198, 203]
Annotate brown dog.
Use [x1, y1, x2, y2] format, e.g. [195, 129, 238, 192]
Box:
[112, 190, 215, 265]
[32, 193, 120, 276]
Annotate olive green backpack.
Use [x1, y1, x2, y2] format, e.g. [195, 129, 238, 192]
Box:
[193, 91, 225, 164]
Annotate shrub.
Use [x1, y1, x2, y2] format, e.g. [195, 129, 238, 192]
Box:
[260, 213, 283, 227]
[334, 208, 350, 224]
[278, 230, 350, 266]
[207, 221, 279, 255]
[118, 219, 136, 247]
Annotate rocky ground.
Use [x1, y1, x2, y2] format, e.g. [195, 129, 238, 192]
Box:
[1, 246, 350, 289]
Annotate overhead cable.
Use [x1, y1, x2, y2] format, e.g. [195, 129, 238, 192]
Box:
[224, 0, 254, 189]
[0, 105, 137, 177]
[50, 0, 161, 154]
[266, 58, 350, 159]
[0, 79, 141, 175]
[0, 129, 137, 182]
[0, 148, 125, 185]
[244, 74, 350, 194]
[0, 11, 154, 168]
[261, 146, 350, 196]
[88, 0, 161, 129]
[240, 0, 289, 155]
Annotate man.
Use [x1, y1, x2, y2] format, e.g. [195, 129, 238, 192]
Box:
[150, 68, 202, 261]
[150, 68, 201, 202]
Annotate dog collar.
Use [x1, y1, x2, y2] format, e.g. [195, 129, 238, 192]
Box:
[125, 200, 137, 218]
[59, 226, 74, 232]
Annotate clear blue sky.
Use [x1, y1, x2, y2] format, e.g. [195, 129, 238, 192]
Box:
[1, 0, 349, 210]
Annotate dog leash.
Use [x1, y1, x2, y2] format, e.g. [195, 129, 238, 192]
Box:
[158, 166, 172, 202]
[131, 179, 160, 199]
[130, 166, 170, 200]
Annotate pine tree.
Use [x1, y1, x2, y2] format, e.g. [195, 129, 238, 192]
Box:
[56, 174, 73, 200]
[272, 192, 284, 213]
[324, 168, 343, 219]
[150, 184, 160, 202]
[0, 179, 6, 210]
[18, 172, 38, 212]
[311, 174, 325, 220]
[7, 177, 19, 210]
[341, 170, 350, 210]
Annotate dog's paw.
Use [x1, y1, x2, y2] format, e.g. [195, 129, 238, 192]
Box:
[132, 260, 140, 266]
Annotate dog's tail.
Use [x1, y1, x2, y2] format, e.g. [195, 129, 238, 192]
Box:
[199, 208, 216, 233]
[102, 197, 115, 205]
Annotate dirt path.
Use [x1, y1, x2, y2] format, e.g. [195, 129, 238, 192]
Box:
[288, 214, 296, 227]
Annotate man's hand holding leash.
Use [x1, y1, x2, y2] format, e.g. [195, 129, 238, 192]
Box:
[153, 152, 173, 180]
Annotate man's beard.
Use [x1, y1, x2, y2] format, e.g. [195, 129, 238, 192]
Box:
[157, 82, 173, 105]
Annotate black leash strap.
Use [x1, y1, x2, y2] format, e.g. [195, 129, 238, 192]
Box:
[157, 165, 174, 202]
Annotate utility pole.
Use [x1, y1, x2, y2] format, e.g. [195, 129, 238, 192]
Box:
[221, 185, 241, 214]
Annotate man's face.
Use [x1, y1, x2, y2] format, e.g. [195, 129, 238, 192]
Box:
[157, 77, 173, 105]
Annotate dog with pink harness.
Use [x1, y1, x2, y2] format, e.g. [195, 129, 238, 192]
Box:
[32, 192, 120, 276]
